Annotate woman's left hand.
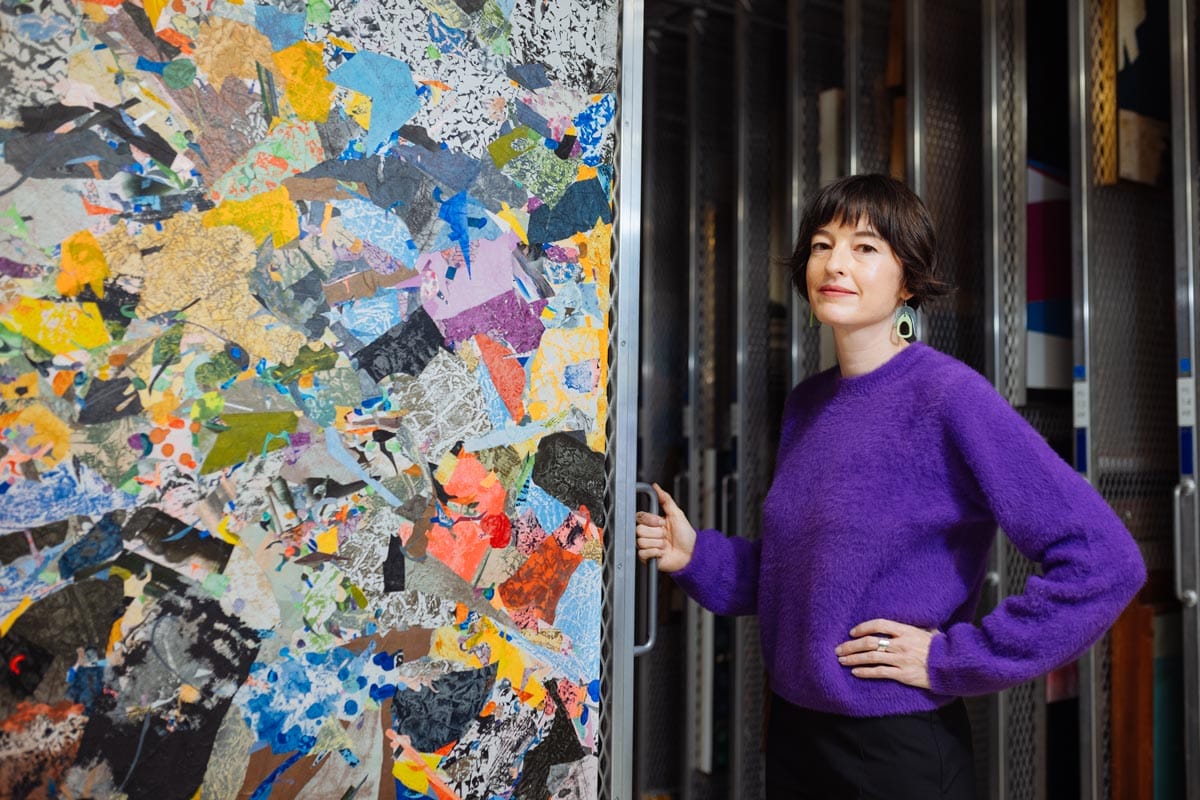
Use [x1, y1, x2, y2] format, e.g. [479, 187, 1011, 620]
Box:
[835, 619, 938, 690]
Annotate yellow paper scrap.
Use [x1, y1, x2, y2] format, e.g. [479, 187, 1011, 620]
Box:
[315, 526, 339, 554]
[203, 186, 299, 248]
[0, 404, 72, 468]
[273, 41, 335, 123]
[57, 230, 110, 298]
[144, 0, 169, 27]
[0, 596, 33, 637]
[393, 753, 438, 792]
[344, 90, 372, 132]
[496, 202, 528, 244]
[5, 297, 112, 353]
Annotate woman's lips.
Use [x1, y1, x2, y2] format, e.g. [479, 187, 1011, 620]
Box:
[819, 286, 855, 295]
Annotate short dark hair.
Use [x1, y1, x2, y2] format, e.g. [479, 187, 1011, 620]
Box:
[788, 174, 952, 310]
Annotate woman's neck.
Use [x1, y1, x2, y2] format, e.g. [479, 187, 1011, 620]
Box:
[832, 321, 910, 377]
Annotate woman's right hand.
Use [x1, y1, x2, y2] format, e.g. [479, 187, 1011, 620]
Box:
[635, 483, 697, 573]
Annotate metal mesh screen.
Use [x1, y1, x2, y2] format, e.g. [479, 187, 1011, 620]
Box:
[731, 8, 787, 798]
[640, 30, 691, 488]
[1089, 0, 1118, 184]
[918, 4, 995, 796]
[991, 0, 1049, 794]
[688, 10, 736, 799]
[1005, 680, 1043, 800]
[793, 0, 844, 382]
[1082, 0, 1178, 794]
[1086, 181, 1176, 800]
[638, 624, 687, 792]
[855, 0, 895, 176]
[920, 0, 985, 372]
[636, 22, 693, 796]
[996, 0, 1028, 407]
[1089, 182, 1177, 571]
[694, 12, 735, 457]
[738, 12, 781, 545]
[601, 3, 632, 790]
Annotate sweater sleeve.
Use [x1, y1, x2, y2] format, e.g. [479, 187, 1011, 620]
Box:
[669, 528, 761, 616]
[925, 371, 1147, 697]
[667, 381, 817, 617]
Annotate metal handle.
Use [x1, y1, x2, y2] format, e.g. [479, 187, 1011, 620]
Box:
[634, 481, 659, 657]
[1174, 479, 1198, 607]
[720, 471, 738, 537]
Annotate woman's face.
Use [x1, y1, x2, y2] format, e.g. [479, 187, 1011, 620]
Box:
[805, 215, 912, 336]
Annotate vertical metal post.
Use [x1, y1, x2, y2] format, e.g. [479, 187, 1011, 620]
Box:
[611, 1, 645, 798]
[1068, 0, 1100, 797]
[633, 25, 659, 798]
[683, 13, 715, 796]
[984, 0, 1004, 394]
[1170, 0, 1200, 795]
[906, 0, 925, 341]
[789, 0, 806, 388]
[981, 4, 1008, 792]
[982, 0, 1033, 794]
[683, 13, 700, 796]
[906, 0, 925, 198]
[731, 4, 773, 797]
[732, 7, 751, 797]
[845, 0, 862, 176]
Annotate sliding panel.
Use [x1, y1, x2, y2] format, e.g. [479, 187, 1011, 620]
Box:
[984, 0, 1049, 797]
[1170, 0, 1200, 796]
[685, 7, 736, 798]
[634, 8, 692, 799]
[1071, 0, 1178, 796]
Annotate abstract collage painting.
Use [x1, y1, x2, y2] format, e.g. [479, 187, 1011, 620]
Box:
[0, 0, 617, 796]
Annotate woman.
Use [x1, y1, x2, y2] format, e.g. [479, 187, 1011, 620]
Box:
[635, 174, 1146, 799]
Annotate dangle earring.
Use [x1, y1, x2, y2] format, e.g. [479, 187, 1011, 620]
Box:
[808, 304, 819, 328]
[893, 301, 916, 340]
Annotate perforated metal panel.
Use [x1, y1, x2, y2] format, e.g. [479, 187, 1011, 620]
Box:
[790, 0, 842, 385]
[1076, 0, 1178, 795]
[1086, 180, 1176, 799]
[604, 3, 640, 795]
[1089, 184, 1177, 572]
[636, 20, 692, 798]
[920, 0, 985, 370]
[1089, 0, 1118, 185]
[986, 0, 1054, 795]
[692, 10, 735, 459]
[916, 5, 1007, 798]
[992, 0, 1028, 408]
[1176, 3, 1200, 794]
[731, 6, 787, 799]
[852, 0, 895, 176]
[687, 8, 736, 799]
[640, 20, 690, 488]
[636, 623, 687, 793]
[1005, 681, 1043, 800]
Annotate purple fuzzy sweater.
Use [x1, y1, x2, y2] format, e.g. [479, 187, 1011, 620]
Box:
[672, 342, 1146, 717]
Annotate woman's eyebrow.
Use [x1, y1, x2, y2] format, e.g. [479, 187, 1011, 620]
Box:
[811, 227, 880, 239]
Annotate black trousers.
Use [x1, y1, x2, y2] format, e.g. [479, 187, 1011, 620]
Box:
[765, 693, 976, 800]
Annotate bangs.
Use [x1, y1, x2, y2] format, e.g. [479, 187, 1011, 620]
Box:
[807, 181, 904, 243]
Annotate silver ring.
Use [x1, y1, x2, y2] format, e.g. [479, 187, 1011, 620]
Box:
[876, 637, 891, 652]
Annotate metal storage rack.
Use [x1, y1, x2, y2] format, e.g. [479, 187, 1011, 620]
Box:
[617, 0, 1200, 797]
[1170, 0, 1200, 797]
[1069, 0, 1180, 797]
